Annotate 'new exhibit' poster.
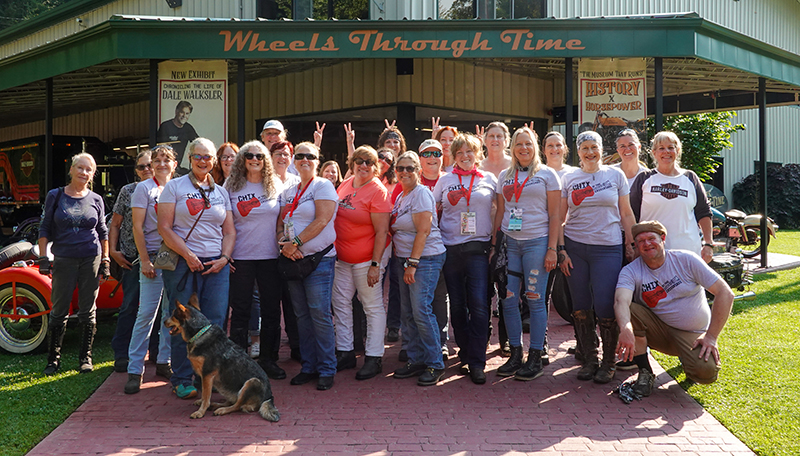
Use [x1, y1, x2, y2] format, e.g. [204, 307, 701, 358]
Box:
[578, 58, 647, 157]
[157, 60, 227, 173]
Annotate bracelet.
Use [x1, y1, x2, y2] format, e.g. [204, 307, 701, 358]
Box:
[293, 236, 304, 247]
[557, 245, 566, 251]
[101, 257, 110, 263]
[547, 247, 557, 252]
[703, 243, 714, 249]
[407, 257, 420, 265]
[220, 254, 231, 264]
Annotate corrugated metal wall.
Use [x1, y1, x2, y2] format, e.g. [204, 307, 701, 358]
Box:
[546, 0, 800, 54]
[721, 106, 800, 206]
[1, 58, 552, 145]
[0, 101, 149, 143]
[232, 58, 552, 142]
[1, 0, 255, 59]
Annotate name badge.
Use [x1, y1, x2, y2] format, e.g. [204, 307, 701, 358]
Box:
[508, 208, 524, 231]
[284, 219, 295, 240]
[460, 212, 477, 235]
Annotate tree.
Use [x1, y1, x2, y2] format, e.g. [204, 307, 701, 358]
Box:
[0, 0, 71, 30]
[646, 111, 745, 182]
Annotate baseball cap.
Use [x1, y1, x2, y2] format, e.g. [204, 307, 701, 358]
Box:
[262, 120, 284, 132]
[419, 139, 442, 152]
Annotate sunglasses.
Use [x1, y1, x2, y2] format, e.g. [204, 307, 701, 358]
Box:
[378, 153, 393, 165]
[135, 163, 152, 171]
[353, 158, 375, 166]
[395, 165, 417, 173]
[190, 154, 213, 162]
[420, 150, 442, 158]
[294, 153, 318, 161]
[244, 152, 265, 160]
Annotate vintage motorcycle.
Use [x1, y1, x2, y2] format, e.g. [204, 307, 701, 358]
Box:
[711, 207, 778, 259]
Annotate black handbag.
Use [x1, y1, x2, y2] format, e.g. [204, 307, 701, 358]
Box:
[277, 244, 333, 281]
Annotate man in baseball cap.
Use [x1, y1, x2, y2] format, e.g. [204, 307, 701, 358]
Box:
[614, 220, 734, 397]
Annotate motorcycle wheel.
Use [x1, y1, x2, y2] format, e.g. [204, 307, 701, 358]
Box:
[0, 283, 49, 354]
[740, 228, 769, 259]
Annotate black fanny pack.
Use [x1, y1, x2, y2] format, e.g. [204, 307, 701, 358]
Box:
[277, 244, 334, 281]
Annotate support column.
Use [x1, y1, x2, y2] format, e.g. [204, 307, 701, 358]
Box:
[655, 57, 663, 132]
[237, 59, 246, 145]
[758, 77, 768, 268]
[396, 103, 416, 150]
[44, 78, 53, 192]
[565, 58, 575, 165]
[149, 60, 159, 147]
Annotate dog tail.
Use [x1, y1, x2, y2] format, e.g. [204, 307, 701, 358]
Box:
[259, 397, 280, 422]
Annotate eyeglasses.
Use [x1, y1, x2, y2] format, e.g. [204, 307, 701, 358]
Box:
[294, 153, 318, 161]
[395, 165, 417, 173]
[378, 153, 393, 165]
[353, 158, 375, 166]
[244, 152, 265, 160]
[420, 150, 442, 158]
[135, 163, 152, 171]
[190, 154, 213, 162]
[221, 155, 236, 161]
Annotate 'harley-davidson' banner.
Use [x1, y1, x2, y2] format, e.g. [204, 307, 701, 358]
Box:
[157, 60, 228, 173]
[578, 58, 647, 156]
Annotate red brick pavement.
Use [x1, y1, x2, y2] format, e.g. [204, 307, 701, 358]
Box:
[28, 312, 754, 456]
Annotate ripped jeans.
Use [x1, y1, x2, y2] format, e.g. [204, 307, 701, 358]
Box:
[502, 236, 548, 349]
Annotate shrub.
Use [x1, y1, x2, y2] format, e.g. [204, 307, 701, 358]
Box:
[731, 163, 800, 229]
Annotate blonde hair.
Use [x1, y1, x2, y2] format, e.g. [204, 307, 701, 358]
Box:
[651, 131, 682, 166]
[449, 134, 484, 164]
[541, 131, 569, 165]
[507, 127, 542, 176]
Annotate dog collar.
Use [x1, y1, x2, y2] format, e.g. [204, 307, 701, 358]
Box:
[188, 324, 212, 344]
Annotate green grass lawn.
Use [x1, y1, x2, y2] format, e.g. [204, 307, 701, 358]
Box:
[0, 319, 116, 456]
[653, 229, 800, 456]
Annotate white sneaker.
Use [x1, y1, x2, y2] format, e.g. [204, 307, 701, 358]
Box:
[249, 341, 260, 359]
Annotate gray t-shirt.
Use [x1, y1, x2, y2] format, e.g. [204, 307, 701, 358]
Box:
[496, 166, 561, 241]
[112, 182, 138, 259]
[130, 178, 165, 253]
[433, 172, 497, 246]
[617, 250, 720, 333]
[279, 177, 338, 257]
[562, 165, 629, 246]
[228, 179, 281, 260]
[551, 164, 577, 180]
[159, 174, 232, 258]
[612, 162, 649, 188]
[391, 184, 446, 258]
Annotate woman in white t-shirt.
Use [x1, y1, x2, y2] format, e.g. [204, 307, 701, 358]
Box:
[224, 140, 286, 381]
[277, 142, 338, 391]
[492, 126, 561, 381]
[559, 131, 636, 384]
[541, 131, 577, 179]
[158, 137, 235, 400]
[613, 129, 648, 188]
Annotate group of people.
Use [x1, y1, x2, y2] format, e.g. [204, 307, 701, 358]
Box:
[38, 117, 734, 399]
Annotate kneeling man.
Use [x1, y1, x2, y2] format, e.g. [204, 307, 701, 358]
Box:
[614, 220, 734, 396]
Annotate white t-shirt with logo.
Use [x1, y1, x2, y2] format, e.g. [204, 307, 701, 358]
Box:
[159, 174, 231, 258]
[227, 179, 282, 260]
[617, 250, 720, 333]
[391, 184, 445, 258]
[279, 177, 338, 257]
[561, 165, 629, 246]
[433, 172, 497, 246]
[495, 166, 561, 241]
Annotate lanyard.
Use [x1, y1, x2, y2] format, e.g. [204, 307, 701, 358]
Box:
[457, 173, 477, 207]
[512, 169, 530, 203]
[287, 179, 313, 218]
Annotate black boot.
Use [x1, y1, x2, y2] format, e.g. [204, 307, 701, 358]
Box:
[78, 322, 96, 373]
[594, 318, 619, 384]
[43, 322, 67, 375]
[355, 356, 382, 380]
[336, 350, 357, 371]
[572, 310, 599, 381]
[497, 345, 523, 377]
[515, 348, 544, 381]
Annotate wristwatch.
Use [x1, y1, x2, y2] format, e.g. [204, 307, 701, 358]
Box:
[370, 261, 379, 267]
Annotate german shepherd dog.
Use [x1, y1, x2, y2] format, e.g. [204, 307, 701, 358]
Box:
[164, 295, 280, 421]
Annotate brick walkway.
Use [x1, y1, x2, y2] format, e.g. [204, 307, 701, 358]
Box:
[28, 312, 754, 456]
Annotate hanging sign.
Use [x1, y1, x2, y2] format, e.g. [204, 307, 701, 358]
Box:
[157, 60, 227, 173]
[578, 58, 647, 156]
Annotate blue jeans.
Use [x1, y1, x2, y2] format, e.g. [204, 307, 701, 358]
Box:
[162, 256, 230, 387]
[443, 244, 490, 369]
[288, 256, 337, 377]
[127, 267, 172, 375]
[564, 237, 622, 319]
[503, 236, 548, 349]
[111, 261, 141, 361]
[395, 252, 446, 370]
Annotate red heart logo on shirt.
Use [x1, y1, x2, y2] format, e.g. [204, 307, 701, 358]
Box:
[447, 188, 469, 206]
[571, 185, 594, 206]
[642, 286, 667, 308]
[502, 185, 515, 202]
[186, 198, 205, 216]
[237, 197, 261, 217]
